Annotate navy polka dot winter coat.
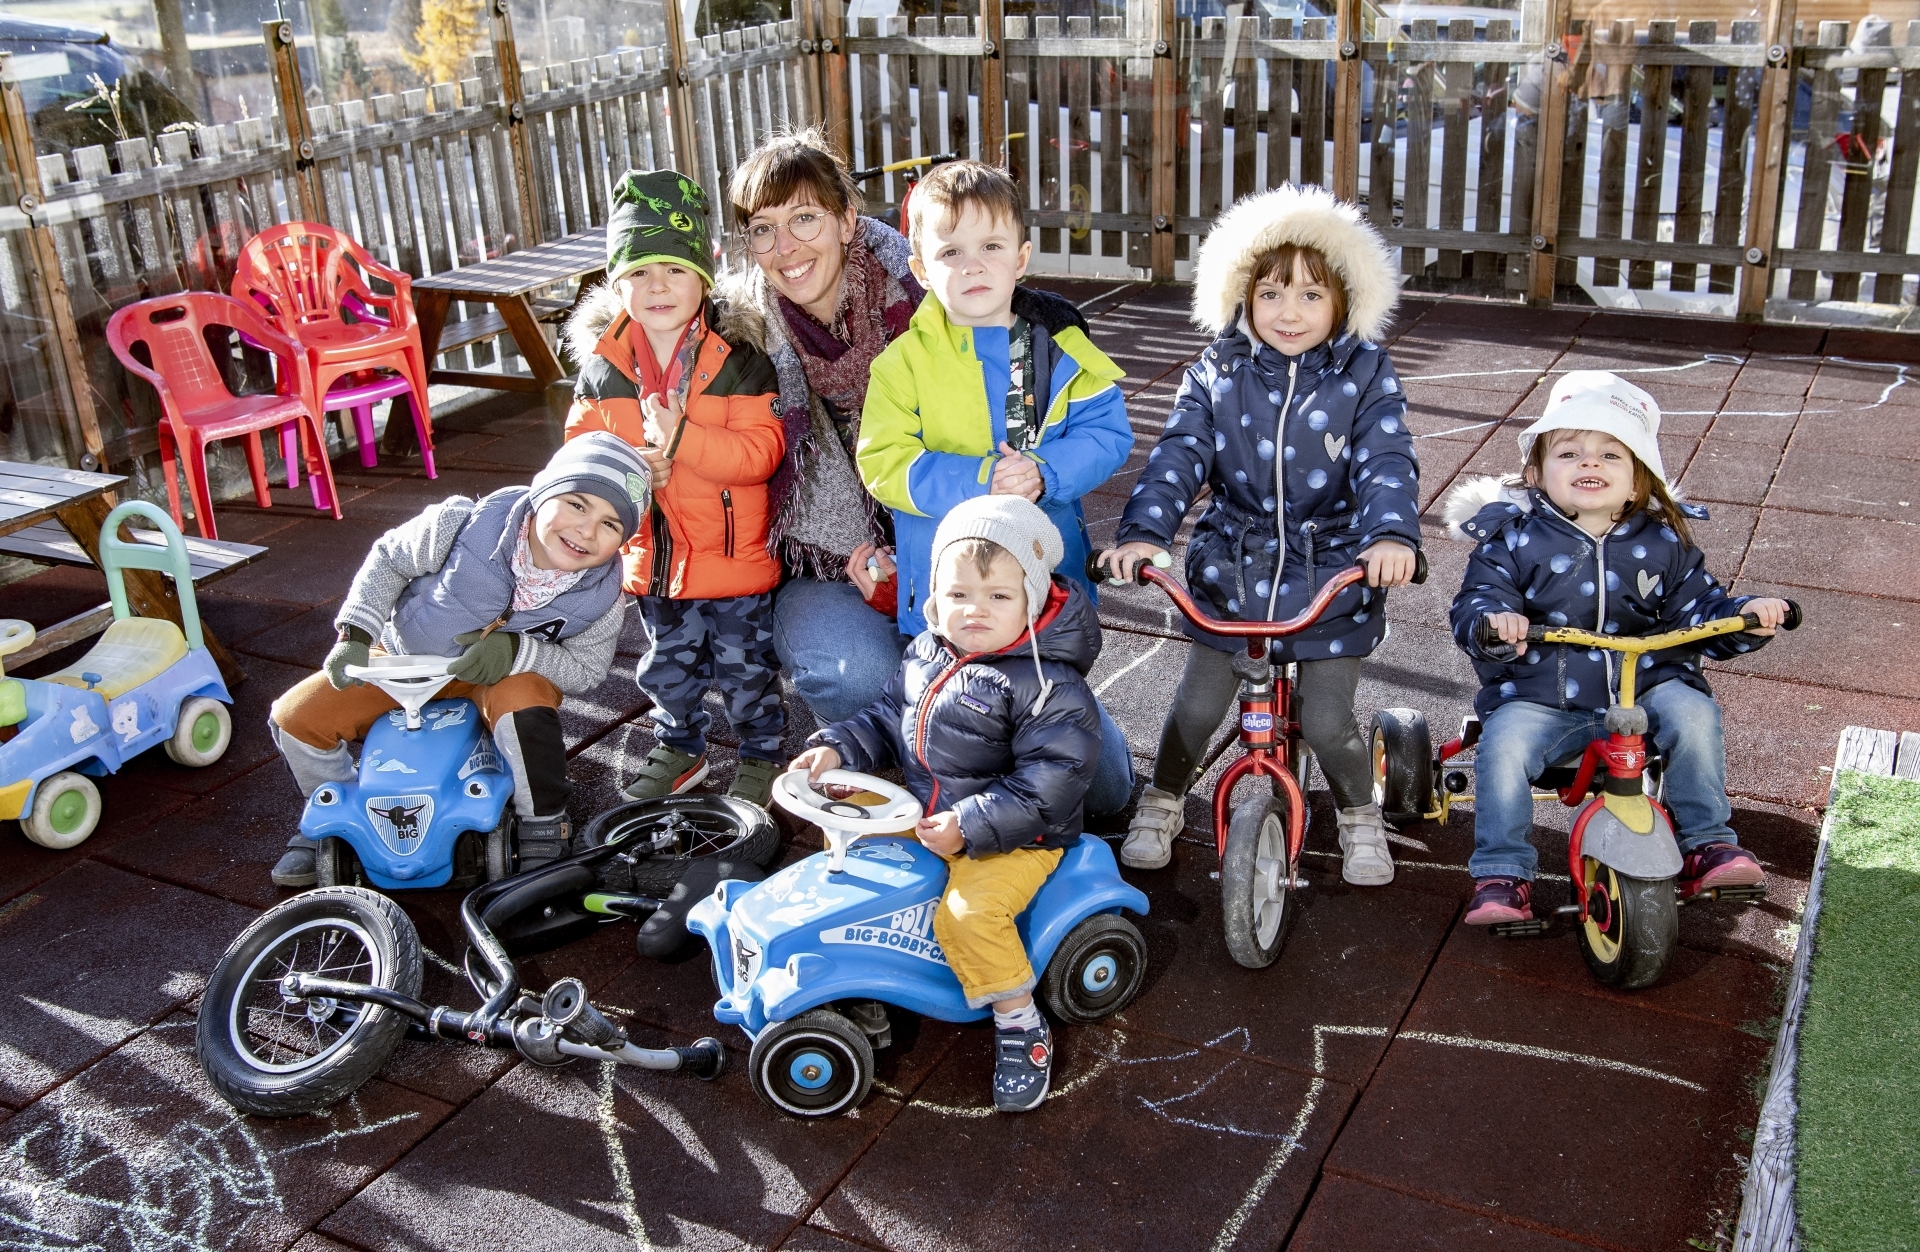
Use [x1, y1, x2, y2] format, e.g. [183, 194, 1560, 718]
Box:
[1114, 323, 1422, 661]
[1448, 486, 1769, 720]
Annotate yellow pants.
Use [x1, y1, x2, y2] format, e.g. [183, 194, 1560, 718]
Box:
[931, 843, 1064, 1009]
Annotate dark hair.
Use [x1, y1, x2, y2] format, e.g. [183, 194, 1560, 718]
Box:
[907, 160, 1024, 254]
[727, 127, 863, 227]
[1522, 428, 1696, 548]
[1243, 243, 1349, 334]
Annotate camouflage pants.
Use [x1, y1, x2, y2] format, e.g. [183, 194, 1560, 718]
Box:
[636, 593, 786, 762]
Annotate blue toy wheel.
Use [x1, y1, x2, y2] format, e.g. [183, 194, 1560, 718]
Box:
[748, 1008, 873, 1119]
[1040, 913, 1147, 1025]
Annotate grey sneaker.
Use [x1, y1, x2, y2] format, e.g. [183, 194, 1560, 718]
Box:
[1336, 802, 1395, 886]
[622, 744, 709, 800]
[1120, 785, 1184, 869]
[517, 813, 573, 870]
[728, 758, 781, 808]
[270, 846, 317, 889]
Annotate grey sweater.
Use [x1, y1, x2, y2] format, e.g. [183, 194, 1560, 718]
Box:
[335, 496, 629, 696]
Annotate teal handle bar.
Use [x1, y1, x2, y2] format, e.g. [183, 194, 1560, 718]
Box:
[98, 500, 203, 652]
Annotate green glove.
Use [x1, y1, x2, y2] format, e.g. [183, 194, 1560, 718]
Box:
[325, 625, 372, 690]
[448, 628, 521, 687]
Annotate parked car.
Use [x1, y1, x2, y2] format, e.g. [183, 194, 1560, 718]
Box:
[0, 15, 195, 155]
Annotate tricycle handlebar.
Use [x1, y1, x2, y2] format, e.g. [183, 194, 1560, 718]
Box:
[1085, 548, 1426, 641]
[1473, 599, 1802, 653]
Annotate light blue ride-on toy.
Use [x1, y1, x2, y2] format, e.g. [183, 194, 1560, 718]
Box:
[687, 768, 1150, 1118]
[0, 500, 232, 849]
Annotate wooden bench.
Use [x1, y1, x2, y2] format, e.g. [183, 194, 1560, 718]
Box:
[412, 231, 607, 394]
[0, 520, 265, 668]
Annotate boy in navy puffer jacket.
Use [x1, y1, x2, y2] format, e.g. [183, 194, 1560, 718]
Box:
[1445, 372, 1792, 926]
[791, 495, 1100, 1114]
[1102, 184, 1420, 886]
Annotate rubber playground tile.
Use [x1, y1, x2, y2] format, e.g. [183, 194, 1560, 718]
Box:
[1804, 359, 1920, 407]
[95, 762, 302, 912]
[1706, 398, 1804, 448]
[783, 1225, 889, 1252]
[1741, 506, 1920, 601]
[1388, 339, 1563, 394]
[1403, 383, 1529, 436]
[1788, 402, 1920, 464]
[811, 1021, 1358, 1252]
[1712, 581, 1920, 701]
[558, 668, 652, 753]
[1411, 439, 1483, 513]
[1712, 671, 1920, 809]
[108, 655, 309, 798]
[1322, 960, 1768, 1250]
[1289, 1174, 1598, 1251]
[1729, 353, 1821, 397]
[1766, 445, 1920, 521]
[1618, 380, 1730, 437]
[0, 860, 259, 1105]
[452, 429, 565, 473]
[1675, 800, 1817, 968]
[230, 598, 340, 670]
[342, 467, 528, 523]
[1675, 437, 1784, 506]
[0, 1014, 450, 1252]
[195, 590, 311, 653]
[289, 1234, 366, 1252]
[1409, 302, 1590, 338]
[1558, 339, 1746, 388]
[211, 519, 392, 606]
[0, 771, 191, 905]
[321, 1043, 890, 1252]
[1689, 503, 1761, 576]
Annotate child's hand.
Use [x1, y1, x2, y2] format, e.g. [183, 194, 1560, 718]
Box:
[1743, 597, 1792, 636]
[1359, 540, 1418, 588]
[1486, 611, 1532, 657]
[790, 746, 842, 782]
[1100, 542, 1170, 583]
[990, 442, 1044, 503]
[916, 810, 965, 855]
[638, 445, 671, 490]
[846, 542, 896, 599]
[642, 391, 686, 451]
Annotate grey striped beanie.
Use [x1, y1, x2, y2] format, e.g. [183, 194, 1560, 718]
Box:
[531, 432, 652, 538]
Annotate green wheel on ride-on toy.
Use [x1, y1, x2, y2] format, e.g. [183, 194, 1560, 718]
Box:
[1575, 858, 1678, 989]
[1041, 912, 1147, 1025]
[1371, 708, 1434, 826]
[1221, 793, 1297, 969]
[22, 771, 101, 850]
[166, 696, 231, 767]
[749, 1008, 873, 1119]
[196, 886, 422, 1116]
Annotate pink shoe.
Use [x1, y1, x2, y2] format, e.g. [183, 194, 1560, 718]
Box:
[1464, 877, 1533, 925]
[1680, 842, 1764, 894]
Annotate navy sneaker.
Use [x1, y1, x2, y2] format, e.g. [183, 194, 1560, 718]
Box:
[992, 1021, 1053, 1113]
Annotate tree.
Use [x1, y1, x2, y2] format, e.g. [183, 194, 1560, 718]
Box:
[405, 0, 486, 87]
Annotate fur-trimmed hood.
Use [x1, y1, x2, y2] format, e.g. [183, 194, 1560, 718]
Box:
[561, 282, 760, 367]
[1442, 475, 1530, 538]
[1191, 184, 1400, 342]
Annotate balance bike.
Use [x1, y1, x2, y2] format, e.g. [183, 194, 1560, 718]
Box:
[195, 813, 757, 1116]
[1090, 549, 1428, 969]
[0, 500, 232, 849]
[1374, 604, 1801, 989]
[686, 769, 1149, 1119]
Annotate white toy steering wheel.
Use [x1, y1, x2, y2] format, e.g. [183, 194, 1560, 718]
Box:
[771, 768, 922, 873]
[343, 654, 457, 729]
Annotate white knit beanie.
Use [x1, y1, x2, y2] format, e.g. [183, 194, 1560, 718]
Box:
[1518, 371, 1669, 488]
[927, 495, 1065, 629]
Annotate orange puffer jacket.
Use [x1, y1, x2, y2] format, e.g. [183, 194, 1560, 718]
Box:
[564, 287, 784, 599]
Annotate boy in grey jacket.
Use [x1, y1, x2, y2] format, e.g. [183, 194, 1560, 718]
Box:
[267, 433, 649, 887]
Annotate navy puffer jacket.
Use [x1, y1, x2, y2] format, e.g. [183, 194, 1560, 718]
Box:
[1114, 324, 1422, 660]
[1448, 483, 1769, 719]
[810, 578, 1101, 857]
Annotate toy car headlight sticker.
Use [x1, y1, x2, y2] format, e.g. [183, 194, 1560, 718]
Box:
[820, 899, 950, 966]
[464, 780, 489, 798]
[366, 794, 434, 856]
[314, 788, 339, 806]
[110, 699, 140, 742]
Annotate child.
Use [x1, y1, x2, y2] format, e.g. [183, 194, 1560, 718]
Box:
[790, 496, 1101, 1113]
[858, 158, 1136, 814]
[267, 433, 650, 887]
[1102, 184, 1420, 883]
[564, 169, 788, 807]
[1445, 371, 1791, 924]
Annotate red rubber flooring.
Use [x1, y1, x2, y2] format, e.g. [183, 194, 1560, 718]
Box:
[0, 285, 1907, 1250]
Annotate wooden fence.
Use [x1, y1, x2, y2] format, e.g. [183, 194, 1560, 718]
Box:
[0, 0, 1914, 479]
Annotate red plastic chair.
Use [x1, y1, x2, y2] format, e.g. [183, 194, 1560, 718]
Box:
[106, 293, 342, 541]
[232, 222, 436, 477]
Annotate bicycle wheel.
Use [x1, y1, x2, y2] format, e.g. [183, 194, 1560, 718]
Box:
[1370, 707, 1435, 826]
[1220, 793, 1296, 969]
[582, 795, 779, 897]
[1575, 858, 1678, 990]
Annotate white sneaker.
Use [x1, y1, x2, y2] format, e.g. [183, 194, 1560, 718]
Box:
[1336, 802, 1395, 886]
[1121, 785, 1184, 869]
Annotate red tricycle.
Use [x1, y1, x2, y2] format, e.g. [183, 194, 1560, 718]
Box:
[1090, 549, 1428, 969]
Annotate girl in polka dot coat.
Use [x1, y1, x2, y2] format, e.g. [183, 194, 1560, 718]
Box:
[1104, 184, 1419, 885]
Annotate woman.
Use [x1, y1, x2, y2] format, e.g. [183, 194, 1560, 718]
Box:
[719, 131, 1134, 815]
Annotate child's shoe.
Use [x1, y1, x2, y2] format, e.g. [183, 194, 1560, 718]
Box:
[1680, 842, 1764, 893]
[1120, 785, 1184, 869]
[993, 1019, 1053, 1113]
[623, 744, 709, 800]
[271, 838, 319, 889]
[1464, 876, 1532, 925]
[517, 813, 572, 869]
[1335, 802, 1395, 886]
[728, 757, 781, 808]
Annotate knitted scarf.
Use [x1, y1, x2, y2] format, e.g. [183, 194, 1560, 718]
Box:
[509, 516, 586, 611]
[777, 233, 920, 428]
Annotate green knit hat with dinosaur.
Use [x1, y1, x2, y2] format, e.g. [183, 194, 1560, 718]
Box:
[606, 169, 713, 286]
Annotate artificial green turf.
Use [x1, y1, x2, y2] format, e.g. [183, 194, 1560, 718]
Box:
[1796, 770, 1920, 1252]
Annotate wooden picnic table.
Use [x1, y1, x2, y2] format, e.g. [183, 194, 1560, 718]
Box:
[0, 461, 248, 686]
[411, 231, 606, 394]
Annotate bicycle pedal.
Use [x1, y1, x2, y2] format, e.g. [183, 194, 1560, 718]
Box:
[1688, 884, 1767, 905]
[1490, 918, 1551, 938]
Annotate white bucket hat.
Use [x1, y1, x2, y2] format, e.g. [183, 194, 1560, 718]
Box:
[1518, 371, 1668, 488]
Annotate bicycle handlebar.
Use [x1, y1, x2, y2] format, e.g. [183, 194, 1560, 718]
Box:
[1085, 549, 1427, 640]
[1473, 599, 1803, 653]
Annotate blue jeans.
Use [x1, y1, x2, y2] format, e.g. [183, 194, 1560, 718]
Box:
[1470, 680, 1735, 882]
[772, 576, 1135, 816]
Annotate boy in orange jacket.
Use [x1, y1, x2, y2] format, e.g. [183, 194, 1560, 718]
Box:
[565, 170, 788, 805]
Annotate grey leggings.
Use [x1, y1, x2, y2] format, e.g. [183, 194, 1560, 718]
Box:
[1151, 646, 1373, 809]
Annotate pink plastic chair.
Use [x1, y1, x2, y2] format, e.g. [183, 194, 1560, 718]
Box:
[107, 293, 342, 541]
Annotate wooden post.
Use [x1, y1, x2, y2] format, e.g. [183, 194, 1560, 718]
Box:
[265, 20, 323, 223]
[489, 0, 544, 249]
[815, 0, 853, 162]
[1738, 0, 1799, 319]
[0, 62, 105, 471]
[662, 0, 703, 177]
[1332, 0, 1363, 203]
[152, 0, 200, 120]
[980, 0, 1008, 168]
[795, 0, 824, 128]
[1525, 0, 1574, 305]
[1148, 0, 1177, 280]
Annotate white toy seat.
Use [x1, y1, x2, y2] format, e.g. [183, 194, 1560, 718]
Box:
[44, 617, 188, 700]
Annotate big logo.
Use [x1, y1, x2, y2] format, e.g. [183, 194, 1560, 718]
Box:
[366, 794, 434, 856]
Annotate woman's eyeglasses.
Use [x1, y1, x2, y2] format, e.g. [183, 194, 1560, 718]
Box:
[744, 211, 829, 254]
